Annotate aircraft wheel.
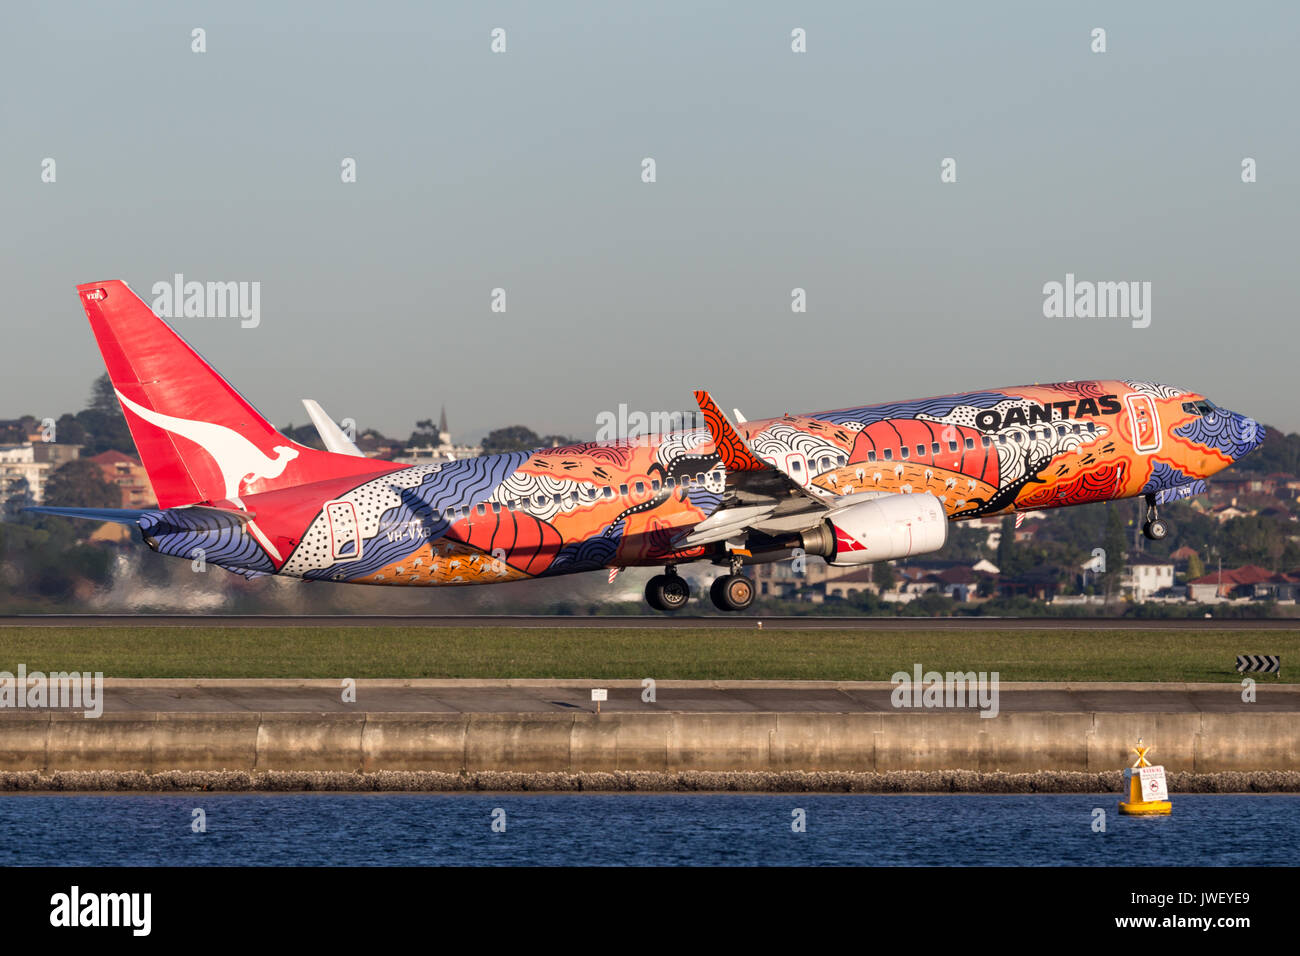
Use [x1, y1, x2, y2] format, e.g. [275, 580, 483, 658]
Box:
[710, 573, 755, 612]
[646, 573, 690, 611]
[1143, 518, 1169, 541]
[645, 575, 668, 611]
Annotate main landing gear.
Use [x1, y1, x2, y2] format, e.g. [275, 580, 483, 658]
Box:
[643, 558, 756, 612]
[1142, 494, 1170, 541]
[645, 565, 691, 612]
[709, 554, 755, 612]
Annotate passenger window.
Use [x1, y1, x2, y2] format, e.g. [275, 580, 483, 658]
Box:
[867, 451, 877, 463]
[900, 446, 910, 460]
[664, 477, 675, 489]
[948, 441, 959, 452]
[929, 443, 939, 454]
[619, 484, 628, 496]
[476, 503, 487, 516]
[603, 486, 615, 499]
[634, 481, 645, 494]
[980, 436, 991, 448]
[650, 480, 660, 492]
[883, 449, 893, 461]
[836, 455, 847, 466]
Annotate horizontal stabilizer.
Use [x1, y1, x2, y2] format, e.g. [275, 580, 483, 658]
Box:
[23, 506, 150, 525]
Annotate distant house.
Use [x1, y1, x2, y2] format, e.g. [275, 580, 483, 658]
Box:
[1209, 502, 1252, 523]
[1186, 565, 1299, 602]
[999, 565, 1066, 600]
[923, 565, 987, 602]
[89, 450, 156, 509]
[824, 569, 878, 601]
[1120, 555, 1175, 602]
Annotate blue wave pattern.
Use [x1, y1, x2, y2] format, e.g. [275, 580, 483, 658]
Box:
[1174, 412, 1257, 461]
[139, 508, 275, 578]
[1140, 460, 1197, 495]
[811, 390, 1012, 427]
[306, 452, 531, 581]
[1155, 480, 1207, 506]
[546, 535, 620, 575]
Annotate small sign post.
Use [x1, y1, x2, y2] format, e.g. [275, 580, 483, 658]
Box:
[591, 688, 607, 714]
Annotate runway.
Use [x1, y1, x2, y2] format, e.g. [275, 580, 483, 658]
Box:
[2, 614, 1297, 630]
[69, 678, 1300, 714]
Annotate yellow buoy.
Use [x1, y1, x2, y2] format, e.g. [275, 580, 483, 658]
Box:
[1118, 739, 1172, 815]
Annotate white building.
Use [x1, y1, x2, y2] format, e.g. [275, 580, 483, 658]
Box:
[1120, 555, 1175, 601]
[0, 444, 51, 507]
[392, 407, 482, 465]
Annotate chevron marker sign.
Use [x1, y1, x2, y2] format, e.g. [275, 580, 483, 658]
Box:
[1236, 655, 1280, 674]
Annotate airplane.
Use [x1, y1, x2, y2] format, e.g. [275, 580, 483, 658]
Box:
[29, 279, 1265, 612]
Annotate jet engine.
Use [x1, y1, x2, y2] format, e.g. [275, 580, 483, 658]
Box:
[799, 493, 949, 566]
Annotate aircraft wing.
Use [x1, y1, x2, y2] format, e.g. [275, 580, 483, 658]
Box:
[679, 391, 852, 547]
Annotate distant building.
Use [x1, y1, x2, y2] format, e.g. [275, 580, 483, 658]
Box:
[392, 406, 481, 465]
[1120, 555, 1175, 602]
[0, 444, 50, 507]
[88, 450, 156, 509]
[753, 558, 875, 602]
[1186, 564, 1299, 602]
[32, 442, 82, 467]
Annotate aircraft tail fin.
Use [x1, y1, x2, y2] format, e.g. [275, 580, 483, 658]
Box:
[75, 280, 386, 508]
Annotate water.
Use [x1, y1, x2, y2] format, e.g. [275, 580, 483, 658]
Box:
[0, 793, 1295, 866]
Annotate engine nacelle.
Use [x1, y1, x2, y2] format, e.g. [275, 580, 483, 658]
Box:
[800, 493, 948, 567]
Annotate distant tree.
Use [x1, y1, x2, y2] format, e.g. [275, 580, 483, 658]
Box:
[277, 423, 325, 450]
[64, 375, 134, 455]
[1102, 504, 1127, 605]
[481, 426, 541, 456]
[1186, 552, 1205, 580]
[43, 459, 120, 509]
[407, 418, 442, 446]
[872, 560, 897, 593]
[1224, 426, 1299, 475]
[996, 515, 1020, 575]
[89, 373, 118, 413]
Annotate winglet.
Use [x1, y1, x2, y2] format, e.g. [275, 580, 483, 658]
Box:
[693, 390, 767, 471]
[302, 400, 367, 458]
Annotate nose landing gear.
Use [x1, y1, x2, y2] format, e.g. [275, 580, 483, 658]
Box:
[1142, 494, 1169, 541]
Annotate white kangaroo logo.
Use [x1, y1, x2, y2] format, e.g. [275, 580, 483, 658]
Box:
[116, 390, 300, 500]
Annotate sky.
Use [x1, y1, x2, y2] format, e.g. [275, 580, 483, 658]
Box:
[3, 0, 1298, 443]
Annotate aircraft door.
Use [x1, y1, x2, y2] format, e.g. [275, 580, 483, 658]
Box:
[325, 500, 364, 560]
[1125, 394, 1162, 453]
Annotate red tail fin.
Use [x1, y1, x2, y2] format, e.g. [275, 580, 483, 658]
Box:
[76, 280, 387, 508]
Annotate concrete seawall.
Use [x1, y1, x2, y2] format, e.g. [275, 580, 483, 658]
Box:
[1, 710, 1296, 775]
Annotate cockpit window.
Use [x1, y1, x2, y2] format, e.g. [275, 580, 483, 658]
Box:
[1181, 399, 1216, 416]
